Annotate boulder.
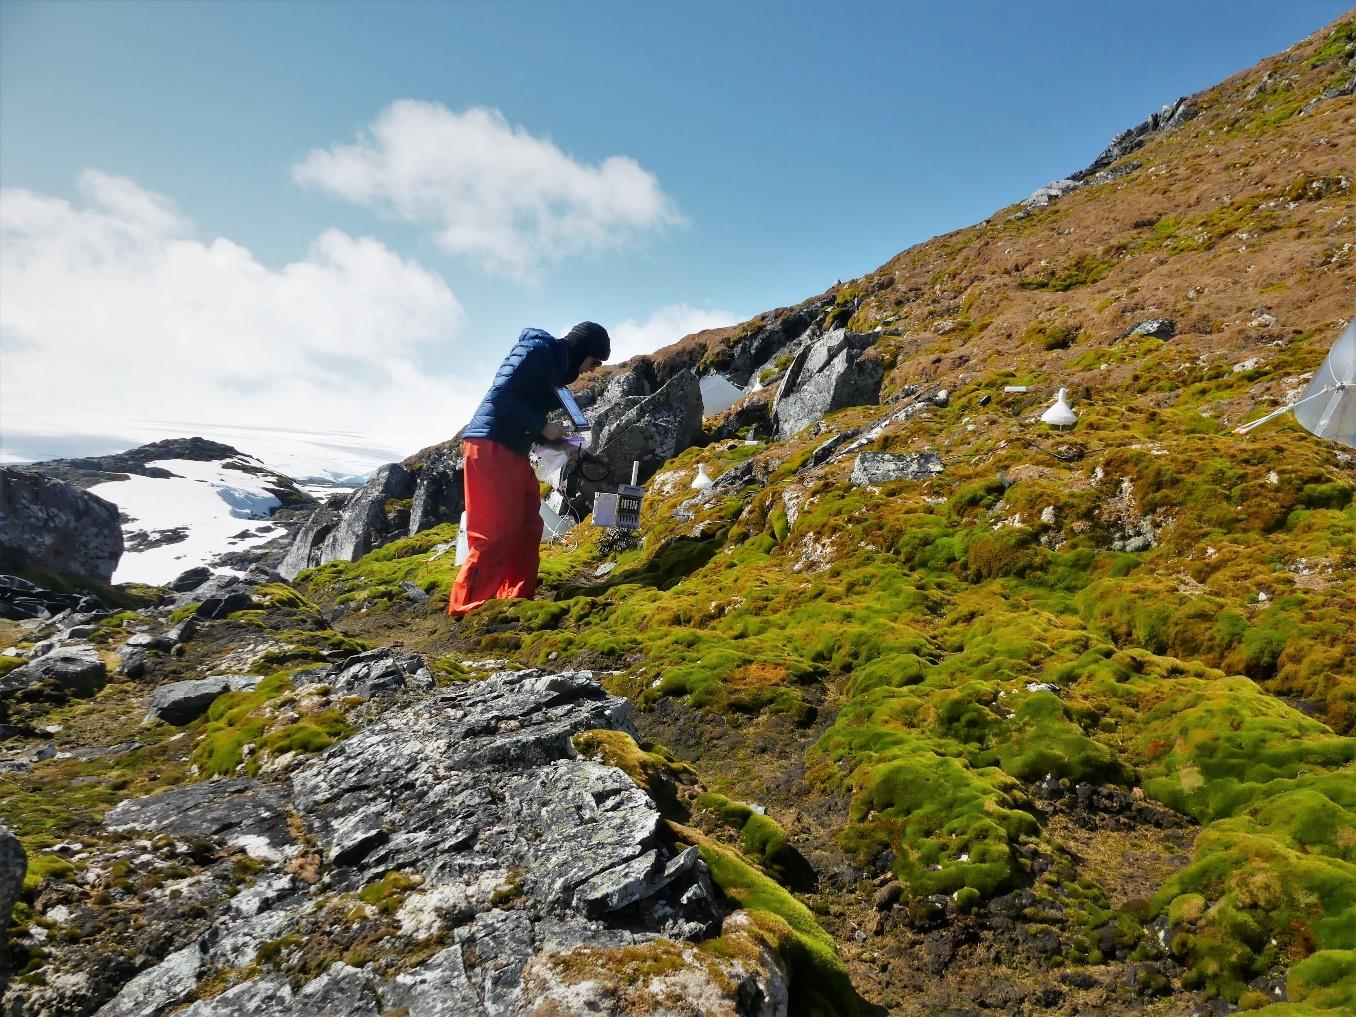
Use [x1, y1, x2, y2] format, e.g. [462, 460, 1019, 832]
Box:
[146, 677, 234, 725]
[0, 468, 123, 581]
[850, 451, 945, 486]
[0, 574, 103, 622]
[591, 369, 705, 479]
[194, 588, 258, 621]
[168, 567, 213, 593]
[1, 644, 107, 699]
[117, 645, 154, 681]
[322, 649, 436, 700]
[165, 617, 199, 645]
[772, 328, 884, 439]
[1123, 318, 1176, 341]
[557, 369, 706, 518]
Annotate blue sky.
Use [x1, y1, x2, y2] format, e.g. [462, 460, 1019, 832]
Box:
[1, 0, 1349, 465]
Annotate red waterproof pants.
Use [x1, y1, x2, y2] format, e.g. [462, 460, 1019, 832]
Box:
[447, 438, 544, 616]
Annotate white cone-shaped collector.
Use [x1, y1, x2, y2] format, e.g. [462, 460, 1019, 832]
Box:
[1041, 388, 1078, 428]
[691, 464, 714, 490]
[1294, 321, 1356, 449]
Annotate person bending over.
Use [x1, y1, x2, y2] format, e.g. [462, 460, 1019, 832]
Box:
[447, 322, 610, 616]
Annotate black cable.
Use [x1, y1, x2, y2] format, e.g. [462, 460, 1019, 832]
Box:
[576, 453, 613, 483]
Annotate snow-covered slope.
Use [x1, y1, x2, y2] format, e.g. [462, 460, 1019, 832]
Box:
[16, 437, 329, 586]
[89, 459, 290, 584]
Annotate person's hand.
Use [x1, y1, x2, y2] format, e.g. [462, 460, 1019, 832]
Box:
[541, 421, 567, 442]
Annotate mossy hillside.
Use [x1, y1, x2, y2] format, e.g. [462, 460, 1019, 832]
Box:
[292, 22, 1355, 1005]
[1112, 670, 1356, 998]
[0, 696, 194, 853]
[631, 449, 1337, 991]
[402, 408, 1350, 931]
[1, 671, 206, 978]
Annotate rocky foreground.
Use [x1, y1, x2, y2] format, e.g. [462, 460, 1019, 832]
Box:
[3, 607, 792, 1016]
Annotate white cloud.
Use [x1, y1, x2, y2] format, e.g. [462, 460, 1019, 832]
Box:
[293, 102, 682, 279]
[608, 304, 742, 364]
[0, 170, 479, 461]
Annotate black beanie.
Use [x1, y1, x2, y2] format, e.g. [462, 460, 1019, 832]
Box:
[564, 321, 610, 362]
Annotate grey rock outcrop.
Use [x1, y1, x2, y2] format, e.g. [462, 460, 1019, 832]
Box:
[1085, 97, 1196, 177]
[591, 368, 705, 480]
[720, 305, 821, 388]
[408, 443, 465, 537]
[94, 944, 204, 1017]
[279, 465, 416, 580]
[1, 644, 107, 699]
[106, 778, 296, 863]
[87, 667, 784, 1017]
[1122, 318, 1176, 341]
[277, 495, 348, 580]
[1021, 96, 1197, 210]
[772, 328, 884, 439]
[0, 468, 123, 581]
[320, 464, 414, 564]
[850, 451, 945, 486]
[0, 574, 102, 622]
[1022, 162, 1141, 210]
[321, 648, 436, 700]
[552, 369, 707, 519]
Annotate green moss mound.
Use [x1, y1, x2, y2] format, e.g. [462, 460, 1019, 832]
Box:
[695, 792, 815, 888]
[673, 823, 858, 1017]
[193, 669, 352, 776]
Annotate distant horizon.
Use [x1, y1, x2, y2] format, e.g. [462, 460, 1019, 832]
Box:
[3, 1, 1350, 461]
[0, 413, 405, 482]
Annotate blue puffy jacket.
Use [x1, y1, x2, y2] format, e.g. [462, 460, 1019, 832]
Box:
[463, 328, 571, 455]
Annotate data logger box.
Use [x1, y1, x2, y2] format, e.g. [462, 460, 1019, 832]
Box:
[593, 483, 644, 530]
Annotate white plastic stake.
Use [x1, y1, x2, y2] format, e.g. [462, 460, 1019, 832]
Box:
[631, 460, 640, 486]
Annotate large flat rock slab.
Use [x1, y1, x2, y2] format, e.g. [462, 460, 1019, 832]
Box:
[77, 667, 783, 1017]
